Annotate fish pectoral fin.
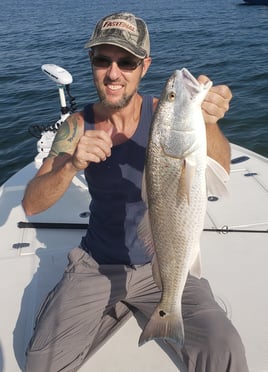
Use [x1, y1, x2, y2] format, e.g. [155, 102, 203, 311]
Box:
[183, 157, 197, 205]
[206, 156, 229, 197]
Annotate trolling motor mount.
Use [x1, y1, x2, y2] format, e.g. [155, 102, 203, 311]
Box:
[28, 64, 77, 164]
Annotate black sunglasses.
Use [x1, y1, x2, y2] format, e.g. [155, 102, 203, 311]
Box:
[91, 56, 143, 71]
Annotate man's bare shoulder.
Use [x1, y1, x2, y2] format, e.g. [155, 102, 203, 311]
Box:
[48, 111, 85, 158]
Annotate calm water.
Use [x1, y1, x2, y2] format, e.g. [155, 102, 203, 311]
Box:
[0, 0, 267, 185]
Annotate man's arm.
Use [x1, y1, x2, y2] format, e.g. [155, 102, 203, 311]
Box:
[22, 112, 112, 215]
[198, 75, 232, 173]
[22, 114, 84, 215]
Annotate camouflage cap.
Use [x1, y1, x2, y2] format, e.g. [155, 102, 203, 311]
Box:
[84, 13, 150, 58]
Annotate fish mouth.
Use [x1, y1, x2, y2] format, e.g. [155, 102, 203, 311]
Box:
[180, 68, 201, 94]
[169, 68, 203, 99]
[181, 68, 198, 84]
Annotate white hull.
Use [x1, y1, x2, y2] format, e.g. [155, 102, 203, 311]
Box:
[0, 143, 267, 372]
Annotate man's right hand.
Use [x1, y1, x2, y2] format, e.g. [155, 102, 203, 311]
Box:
[71, 130, 113, 170]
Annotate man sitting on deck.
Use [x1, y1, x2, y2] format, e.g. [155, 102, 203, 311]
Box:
[22, 12, 249, 372]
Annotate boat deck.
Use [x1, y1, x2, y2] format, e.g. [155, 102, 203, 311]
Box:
[0, 144, 267, 371]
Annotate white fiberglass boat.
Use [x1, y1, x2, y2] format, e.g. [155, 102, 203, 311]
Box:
[0, 65, 267, 372]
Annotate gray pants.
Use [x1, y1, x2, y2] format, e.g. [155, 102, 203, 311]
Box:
[25, 247, 249, 372]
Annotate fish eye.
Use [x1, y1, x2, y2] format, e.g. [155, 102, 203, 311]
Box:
[167, 91, 176, 102]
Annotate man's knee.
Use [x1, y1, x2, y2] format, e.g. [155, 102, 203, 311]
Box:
[209, 319, 245, 353]
[205, 316, 249, 371]
[182, 312, 249, 372]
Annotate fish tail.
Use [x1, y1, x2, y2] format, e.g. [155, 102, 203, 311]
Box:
[138, 306, 184, 347]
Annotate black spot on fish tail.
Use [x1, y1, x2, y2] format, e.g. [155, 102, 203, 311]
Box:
[139, 306, 184, 347]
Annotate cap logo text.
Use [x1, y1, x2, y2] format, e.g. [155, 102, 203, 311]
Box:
[102, 20, 137, 34]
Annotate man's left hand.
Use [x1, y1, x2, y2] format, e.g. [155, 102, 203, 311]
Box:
[198, 75, 232, 126]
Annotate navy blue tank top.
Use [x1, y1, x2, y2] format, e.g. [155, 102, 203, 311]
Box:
[80, 95, 154, 265]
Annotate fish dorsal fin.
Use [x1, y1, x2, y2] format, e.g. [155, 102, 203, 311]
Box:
[137, 209, 155, 256]
[152, 254, 162, 289]
[137, 169, 155, 256]
[206, 156, 229, 197]
[141, 168, 148, 204]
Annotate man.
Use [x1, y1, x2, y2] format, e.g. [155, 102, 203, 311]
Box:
[23, 12, 249, 372]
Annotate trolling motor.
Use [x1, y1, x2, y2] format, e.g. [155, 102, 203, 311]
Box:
[41, 64, 74, 117]
[29, 64, 77, 165]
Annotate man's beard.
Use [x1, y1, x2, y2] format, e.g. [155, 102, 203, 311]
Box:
[98, 90, 135, 110]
